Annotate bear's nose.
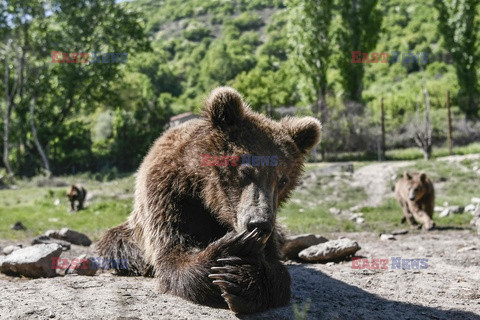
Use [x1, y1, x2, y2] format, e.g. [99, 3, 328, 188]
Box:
[246, 220, 272, 236]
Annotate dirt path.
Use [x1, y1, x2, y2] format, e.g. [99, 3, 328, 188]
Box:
[352, 154, 480, 208]
[353, 161, 410, 207]
[1, 230, 479, 320]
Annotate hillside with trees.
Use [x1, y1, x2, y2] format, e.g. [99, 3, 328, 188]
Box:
[1, 0, 479, 177]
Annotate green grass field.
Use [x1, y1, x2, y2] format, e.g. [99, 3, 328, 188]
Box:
[0, 154, 478, 240]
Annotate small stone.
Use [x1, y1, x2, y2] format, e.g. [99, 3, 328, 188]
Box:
[65, 254, 97, 276]
[457, 246, 476, 253]
[299, 208, 304, 213]
[439, 208, 450, 218]
[2, 244, 23, 255]
[53, 199, 60, 206]
[48, 311, 55, 318]
[283, 234, 329, 259]
[355, 217, 365, 224]
[465, 204, 476, 213]
[391, 229, 409, 235]
[0, 243, 62, 278]
[449, 206, 464, 214]
[298, 238, 360, 263]
[380, 234, 396, 241]
[329, 208, 341, 215]
[10, 222, 26, 230]
[32, 235, 71, 251]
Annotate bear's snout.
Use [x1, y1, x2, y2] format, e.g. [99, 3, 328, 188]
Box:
[247, 219, 272, 237]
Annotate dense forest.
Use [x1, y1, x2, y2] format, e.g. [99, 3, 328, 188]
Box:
[1, 0, 479, 177]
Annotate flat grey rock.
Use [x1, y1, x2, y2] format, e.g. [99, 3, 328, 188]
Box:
[380, 234, 396, 241]
[298, 238, 360, 263]
[283, 234, 329, 259]
[391, 229, 409, 236]
[0, 244, 62, 278]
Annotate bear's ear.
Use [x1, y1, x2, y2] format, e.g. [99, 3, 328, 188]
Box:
[404, 171, 412, 180]
[280, 117, 322, 154]
[204, 87, 245, 127]
[419, 172, 427, 182]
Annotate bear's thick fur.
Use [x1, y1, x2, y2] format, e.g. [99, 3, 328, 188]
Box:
[97, 87, 321, 313]
[395, 171, 435, 230]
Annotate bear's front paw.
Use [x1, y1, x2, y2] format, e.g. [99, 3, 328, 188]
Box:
[220, 228, 266, 258]
[209, 256, 266, 314]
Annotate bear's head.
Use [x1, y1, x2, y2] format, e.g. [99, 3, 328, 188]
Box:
[200, 87, 321, 242]
[403, 171, 428, 201]
[67, 185, 78, 201]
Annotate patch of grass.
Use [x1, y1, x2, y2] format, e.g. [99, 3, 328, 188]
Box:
[0, 175, 134, 241]
[387, 143, 480, 161]
[324, 142, 480, 162]
[1, 155, 477, 241]
[400, 159, 479, 206]
[280, 156, 478, 234]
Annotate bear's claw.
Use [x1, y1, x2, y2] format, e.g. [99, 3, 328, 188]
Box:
[221, 292, 250, 314]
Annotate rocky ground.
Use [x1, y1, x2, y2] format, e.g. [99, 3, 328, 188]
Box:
[0, 229, 479, 320]
[1, 157, 479, 320]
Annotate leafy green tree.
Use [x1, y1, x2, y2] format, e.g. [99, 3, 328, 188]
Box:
[1, 0, 149, 175]
[434, 0, 479, 117]
[232, 59, 295, 117]
[287, 0, 333, 116]
[334, 0, 382, 102]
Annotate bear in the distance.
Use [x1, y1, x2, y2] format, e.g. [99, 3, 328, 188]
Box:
[395, 171, 435, 230]
[96, 87, 321, 314]
[67, 184, 87, 211]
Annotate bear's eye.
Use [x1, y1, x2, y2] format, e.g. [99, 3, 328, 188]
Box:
[239, 165, 255, 182]
[278, 176, 289, 189]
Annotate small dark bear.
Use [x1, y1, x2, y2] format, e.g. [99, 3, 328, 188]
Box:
[395, 171, 435, 230]
[67, 184, 87, 211]
[97, 87, 321, 314]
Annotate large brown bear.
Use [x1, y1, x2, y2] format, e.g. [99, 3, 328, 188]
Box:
[395, 171, 435, 230]
[96, 87, 321, 314]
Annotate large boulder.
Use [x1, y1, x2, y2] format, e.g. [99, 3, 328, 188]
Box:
[298, 238, 361, 263]
[46, 228, 92, 246]
[282, 234, 328, 259]
[0, 244, 62, 278]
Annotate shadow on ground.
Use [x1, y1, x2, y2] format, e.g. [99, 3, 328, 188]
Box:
[242, 264, 479, 320]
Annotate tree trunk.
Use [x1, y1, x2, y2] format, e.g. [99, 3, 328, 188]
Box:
[380, 97, 386, 161]
[421, 71, 432, 160]
[3, 41, 16, 176]
[3, 110, 13, 176]
[446, 91, 453, 155]
[30, 96, 51, 176]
